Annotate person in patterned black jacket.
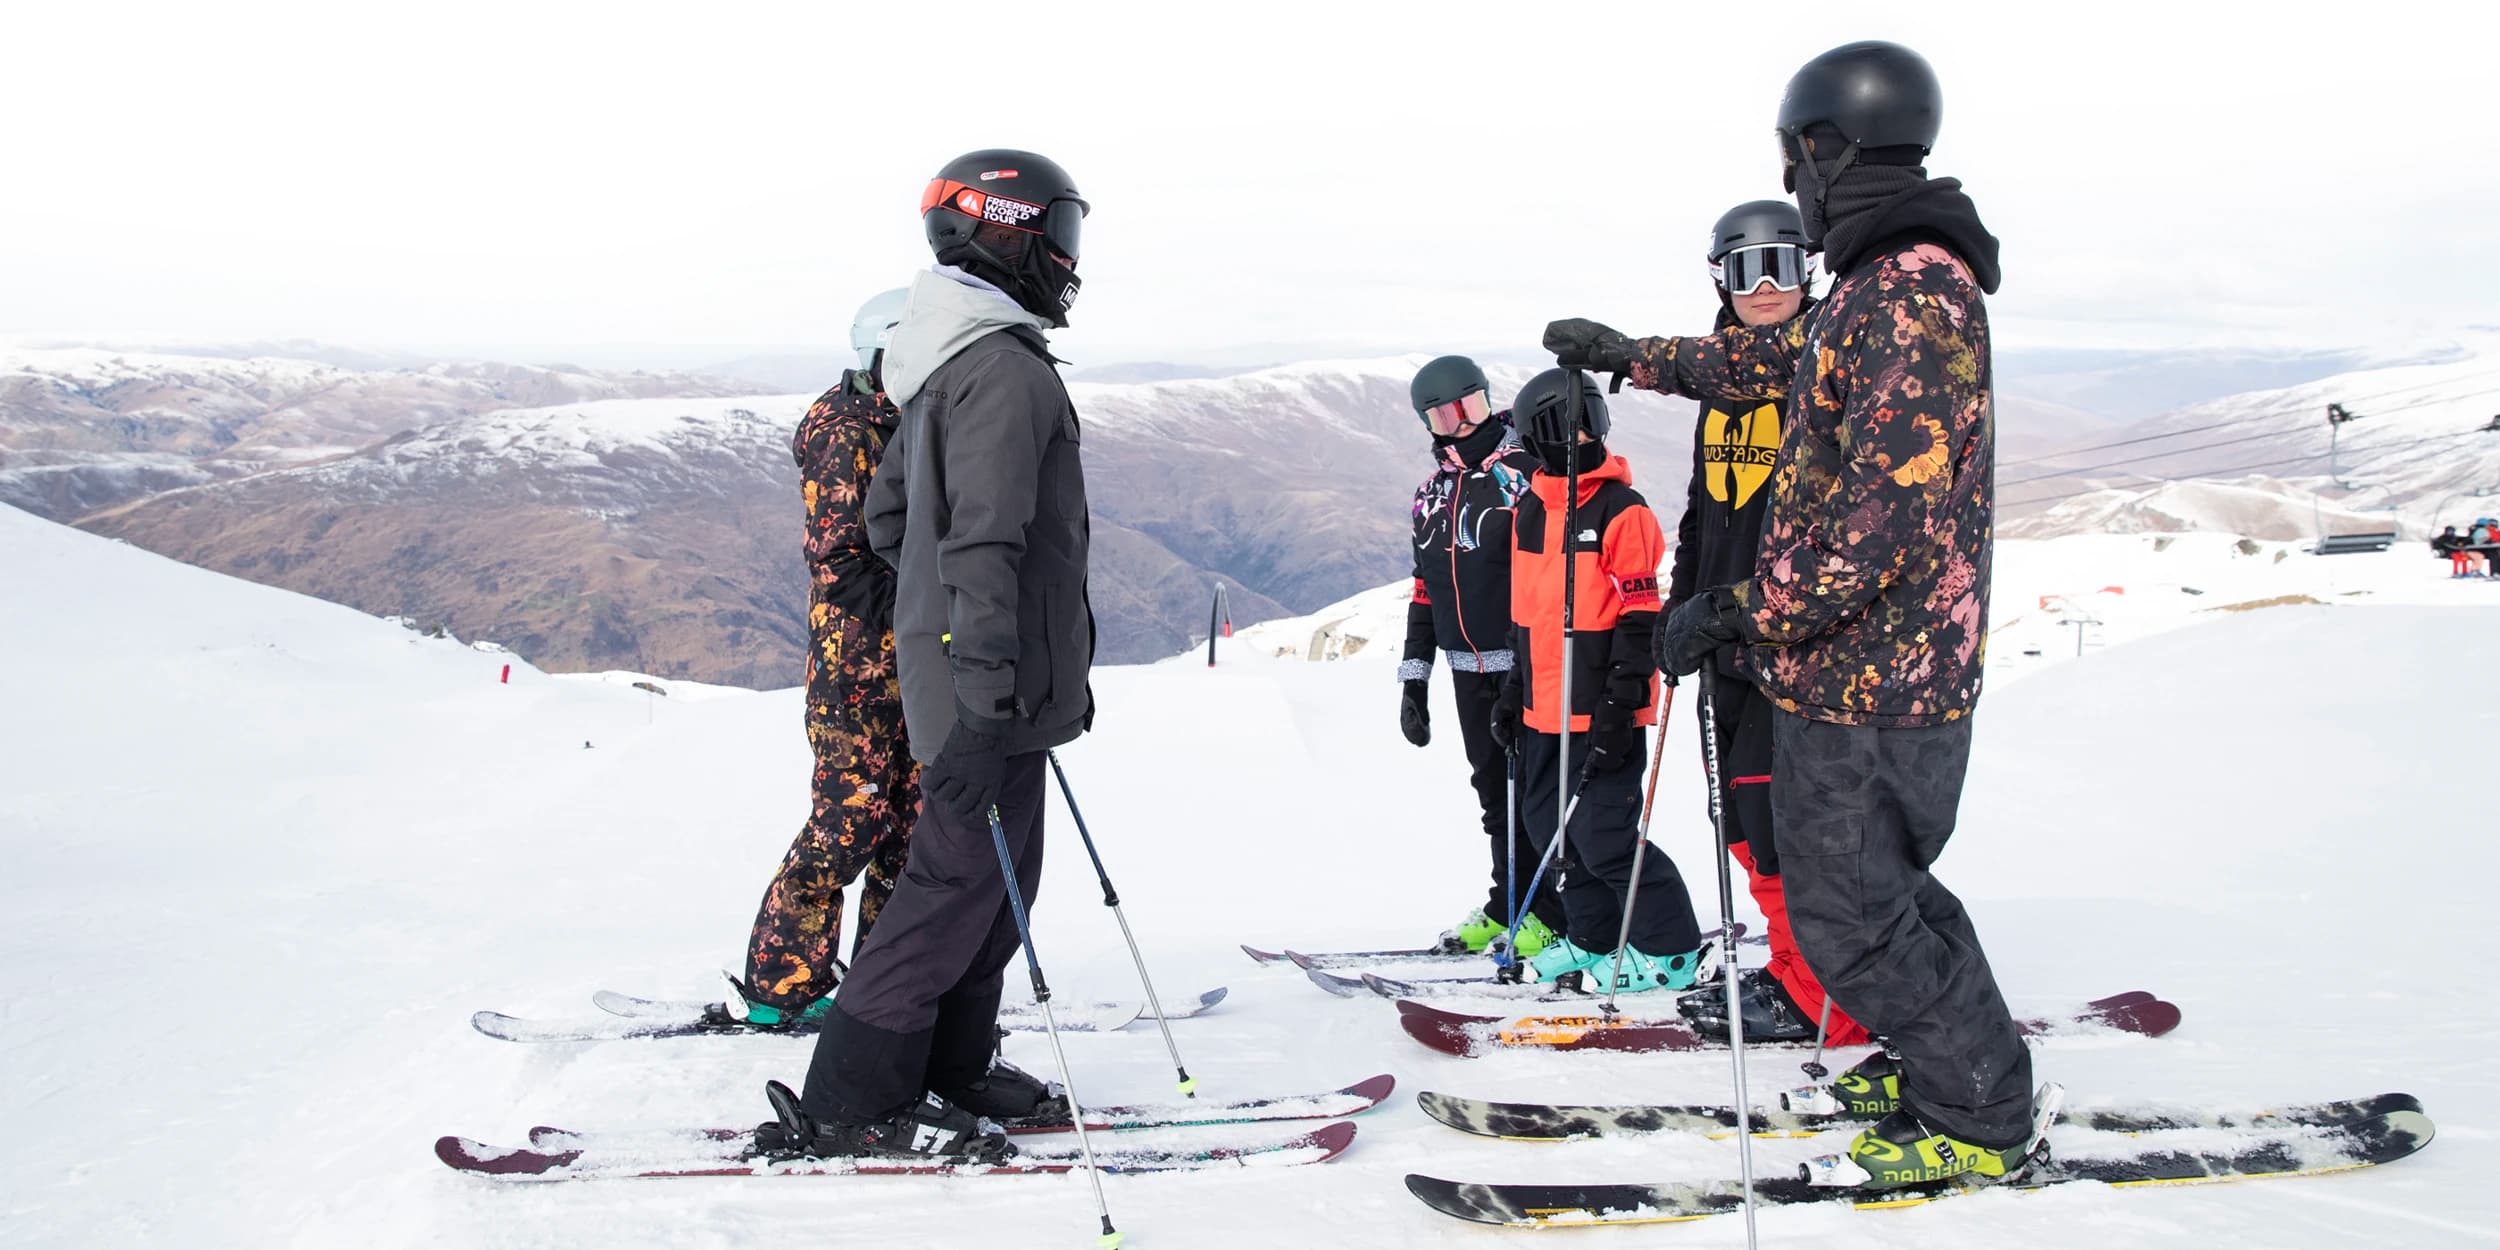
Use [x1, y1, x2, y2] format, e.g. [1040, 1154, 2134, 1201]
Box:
[1546, 42, 2033, 1187]
[1396, 355, 1565, 958]
[729, 287, 917, 1029]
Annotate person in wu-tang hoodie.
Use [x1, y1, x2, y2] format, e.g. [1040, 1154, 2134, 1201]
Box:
[757, 149, 1095, 1163]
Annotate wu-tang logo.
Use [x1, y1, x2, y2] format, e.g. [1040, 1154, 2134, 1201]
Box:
[1701, 401, 1781, 509]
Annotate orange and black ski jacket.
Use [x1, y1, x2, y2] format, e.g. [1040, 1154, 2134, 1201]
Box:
[1508, 453, 1666, 734]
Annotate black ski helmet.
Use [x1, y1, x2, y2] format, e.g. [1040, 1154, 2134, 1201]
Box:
[921, 149, 1089, 327]
[1511, 368, 1609, 461]
[1409, 355, 1490, 416]
[1776, 41, 1942, 154]
[1709, 200, 1810, 262]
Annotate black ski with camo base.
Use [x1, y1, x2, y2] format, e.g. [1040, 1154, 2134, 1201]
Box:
[1415, 1088, 2423, 1142]
[1406, 1103, 2433, 1227]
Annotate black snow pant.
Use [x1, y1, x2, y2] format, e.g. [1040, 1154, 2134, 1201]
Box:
[1518, 727, 1701, 957]
[1452, 668, 1568, 933]
[1770, 708, 2034, 1149]
[800, 751, 1047, 1123]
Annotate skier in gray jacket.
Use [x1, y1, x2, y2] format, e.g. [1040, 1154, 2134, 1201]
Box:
[764, 148, 1095, 1163]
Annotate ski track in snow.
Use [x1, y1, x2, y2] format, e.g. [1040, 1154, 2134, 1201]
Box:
[1, 500, 2495, 1249]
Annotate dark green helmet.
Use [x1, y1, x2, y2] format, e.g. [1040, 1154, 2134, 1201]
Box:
[1409, 355, 1490, 415]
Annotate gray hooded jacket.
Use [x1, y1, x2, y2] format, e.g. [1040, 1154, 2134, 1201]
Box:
[867, 268, 1094, 762]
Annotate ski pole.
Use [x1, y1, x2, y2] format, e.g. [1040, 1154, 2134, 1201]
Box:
[1492, 739, 1521, 965]
[1599, 685, 1677, 1018]
[1494, 756, 1599, 979]
[1697, 678, 1760, 1250]
[1802, 995, 1836, 1082]
[1554, 370, 1585, 898]
[1047, 749, 1196, 1097]
[987, 805, 1120, 1250]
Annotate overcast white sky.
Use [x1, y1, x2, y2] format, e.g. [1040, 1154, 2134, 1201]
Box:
[3, 0, 2493, 368]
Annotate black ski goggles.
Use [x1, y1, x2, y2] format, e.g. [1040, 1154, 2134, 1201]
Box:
[922, 178, 1088, 262]
[1713, 243, 1809, 294]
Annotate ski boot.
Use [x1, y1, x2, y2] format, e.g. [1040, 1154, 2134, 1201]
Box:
[1445, 907, 1504, 954]
[1680, 967, 1818, 1042]
[1806, 1083, 2063, 1190]
[933, 1055, 1063, 1120]
[753, 1082, 1012, 1163]
[1482, 913, 1561, 967]
[1510, 913, 1558, 959]
[1781, 1046, 1902, 1118]
[1590, 943, 1706, 994]
[710, 973, 837, 1030]
[1525, 935, 1606, 985]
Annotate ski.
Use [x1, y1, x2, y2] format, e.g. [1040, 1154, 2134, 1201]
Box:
[473, 998, 1144, 1044]
[1241, 942, 1459, 968]
[518, 1073, 1398, 1143]
[1404, 1107, 2433, 1226]
[587, 986, 1227, 1028]
[438, 1120, 1358, 1181]
[1247, 924, 1755, 972]
[1415, 1088, 2424, 1142]
[1397, 992, 2176, 1057]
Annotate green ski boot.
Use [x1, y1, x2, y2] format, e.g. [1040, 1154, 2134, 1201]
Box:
[1510, 914, 1558, 959]
[1447, 908, 1504, 954]
[1810, 1082, 2064, 1190]
[1782, 1047, 1903, 1117]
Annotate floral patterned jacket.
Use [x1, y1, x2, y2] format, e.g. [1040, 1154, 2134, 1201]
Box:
[1628, 241, 1993, 728]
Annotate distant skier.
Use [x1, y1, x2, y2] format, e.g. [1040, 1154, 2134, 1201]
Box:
[762, 148, 1095, 1163]
[1397, 355, 1565, 959]
[1633, 199, 1870, 1050]
[2472, 518, 2500, 577]
[1549, 41, 2031, 1186]
[2433, 526, 2474, 577]
[724, 289, 919, 1029]
[1491, 369, 1706, 993]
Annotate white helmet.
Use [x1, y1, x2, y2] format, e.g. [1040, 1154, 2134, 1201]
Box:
[849, 287, 911, 373]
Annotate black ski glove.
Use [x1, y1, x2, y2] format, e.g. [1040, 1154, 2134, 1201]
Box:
[1489, 675, 1523, 751]
[924, 714, 1012, 824]
[1656, 587, 1749, 678]
[1399, 679, 1431, 747]
[1543, 318, 1637, 375]
[1587, 696, 1641, 774]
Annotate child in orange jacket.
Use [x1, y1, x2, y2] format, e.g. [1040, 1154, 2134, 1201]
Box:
[1490, 369, 1706, 992]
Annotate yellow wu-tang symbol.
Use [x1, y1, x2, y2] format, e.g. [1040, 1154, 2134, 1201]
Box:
[1702, 401, 1782, 508]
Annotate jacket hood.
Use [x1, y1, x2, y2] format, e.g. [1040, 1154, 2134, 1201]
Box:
[881, 267, 1053, 405]
[1530, 451, 1634, 504]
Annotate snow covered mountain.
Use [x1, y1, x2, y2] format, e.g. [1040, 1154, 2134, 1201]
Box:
[0, 347, 752, 521]
[68, 357, 1699, 684]
[2001, 340, 2500, 540]
[2, 499, 2490, 1249]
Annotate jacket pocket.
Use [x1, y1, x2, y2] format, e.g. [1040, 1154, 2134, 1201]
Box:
[1040, 582, 1091, 719]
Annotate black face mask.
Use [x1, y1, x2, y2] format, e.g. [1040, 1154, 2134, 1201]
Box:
[1535, 438, 1607, 477]
[1432, 418, 1507, 464]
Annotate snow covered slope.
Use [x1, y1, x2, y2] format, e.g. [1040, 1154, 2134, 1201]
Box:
[2004, 339, 2500, 538]
[2, 501, 2491, 1249]
[1224, 529, 2494, 692]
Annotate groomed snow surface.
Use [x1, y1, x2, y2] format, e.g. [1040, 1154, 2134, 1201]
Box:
[2, 502, 2494, 1248]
